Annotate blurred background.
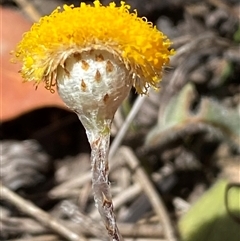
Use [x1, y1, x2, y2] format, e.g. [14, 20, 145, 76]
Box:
[1, 0, 240, 241]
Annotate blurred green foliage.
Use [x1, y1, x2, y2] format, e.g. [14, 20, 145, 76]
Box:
[233, 25, 240, 43]
[145, 83, 240, 151]
[179, 180, 240, 241]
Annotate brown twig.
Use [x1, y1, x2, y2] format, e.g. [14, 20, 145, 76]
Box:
[60, 201, 163, 239]
[8, 235, 59, 241]
[116, 147, 177, 241]
[0, 183, 87, 241]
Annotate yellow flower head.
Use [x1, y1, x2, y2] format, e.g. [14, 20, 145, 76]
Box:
[14, 0, 174, 94]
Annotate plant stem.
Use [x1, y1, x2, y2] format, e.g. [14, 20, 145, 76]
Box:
[79, 116, 123, 241]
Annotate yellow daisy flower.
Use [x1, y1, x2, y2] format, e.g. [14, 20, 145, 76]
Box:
[14, 0, 174, 94]
[13, 2, 175, 240]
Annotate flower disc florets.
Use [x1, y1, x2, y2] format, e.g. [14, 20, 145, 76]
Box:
[14, 0, 174, 94]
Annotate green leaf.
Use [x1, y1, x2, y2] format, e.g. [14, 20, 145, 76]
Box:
[179, 180, 240, 241]
[145, 83, 240, 151]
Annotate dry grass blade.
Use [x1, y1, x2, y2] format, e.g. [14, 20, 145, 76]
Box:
[49, 172, 92, 198]
[8, 235, 60, 241]
[116, 147, 177, 241]
[59, 201, 164, 239]
[0, 183, 87, 241]
[112, 183, 142, 210]
[109, 94, 147, 159]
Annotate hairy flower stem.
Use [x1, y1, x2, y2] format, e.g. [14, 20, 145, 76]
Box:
[79, 116, 123, 241]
